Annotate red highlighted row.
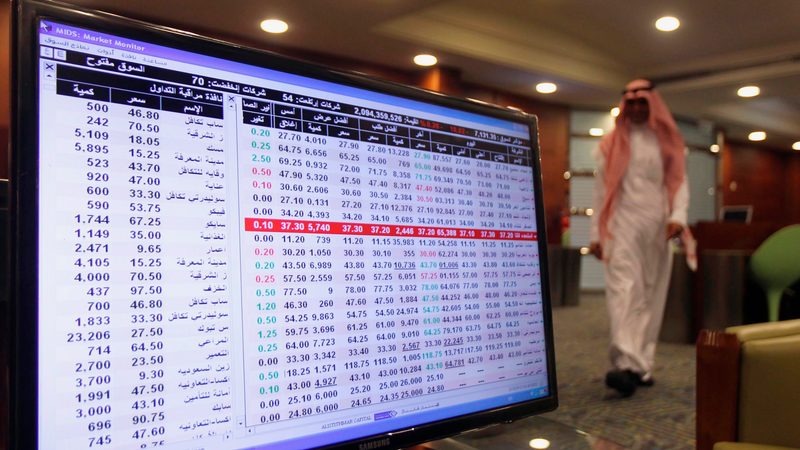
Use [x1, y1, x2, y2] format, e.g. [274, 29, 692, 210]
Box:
[244, 218, 537, 241]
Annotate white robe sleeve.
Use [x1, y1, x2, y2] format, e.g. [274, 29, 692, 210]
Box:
[589, 149, 605, 243]
[668, 173, 689, 226]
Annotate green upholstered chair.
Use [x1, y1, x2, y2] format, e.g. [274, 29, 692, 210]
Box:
[700, 320, 800, 450]
[749, 225, 800, 322]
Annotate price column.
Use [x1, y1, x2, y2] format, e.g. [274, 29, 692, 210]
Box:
[121, 102, 169, 449]
[333, 136, 374, 411]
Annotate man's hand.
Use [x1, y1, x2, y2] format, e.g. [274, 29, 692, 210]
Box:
[666, 222, 683, 240]
[589, 241, 603, 260]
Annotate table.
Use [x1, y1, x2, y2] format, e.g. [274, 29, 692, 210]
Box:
[548, 245, 582, 308]
[701, 250, 750, 330]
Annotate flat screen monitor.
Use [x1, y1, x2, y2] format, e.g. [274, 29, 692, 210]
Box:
[719, 205, 752, 223]
[10, 1, 557, 449]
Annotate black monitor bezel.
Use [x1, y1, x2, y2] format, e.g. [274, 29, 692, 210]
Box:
[10, 1, 558, 449]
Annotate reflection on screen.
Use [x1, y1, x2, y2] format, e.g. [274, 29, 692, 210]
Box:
[36, 18, 548, 450]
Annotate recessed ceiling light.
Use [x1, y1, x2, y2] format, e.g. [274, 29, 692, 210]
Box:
[610, 107, 620, 117]
[529, 438, 551, 449]
[413, 54, 438, 66]
[260, 19, 288, 34]
[793, 141, 800, 151]
[589, 128, 604, 136]
[748, 131, 766, 141]
[535, 82, 557, 94]
[655, 16, 680, 32]
[709, 144, 720, 153]
[737, 86, 760, 98]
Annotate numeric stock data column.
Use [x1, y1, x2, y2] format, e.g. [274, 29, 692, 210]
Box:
[237, 99, 342, 427]
[231, 92, 543, 430]
[39, 64, 235, 449]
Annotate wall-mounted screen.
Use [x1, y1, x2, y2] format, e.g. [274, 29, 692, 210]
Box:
[11, 1, 556, 449]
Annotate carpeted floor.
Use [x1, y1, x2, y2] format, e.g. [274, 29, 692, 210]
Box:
[539, 292, 696, 449]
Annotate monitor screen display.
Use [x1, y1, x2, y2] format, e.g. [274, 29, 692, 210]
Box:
[720, 205, 752, 223]
[12, 2, 556, 449]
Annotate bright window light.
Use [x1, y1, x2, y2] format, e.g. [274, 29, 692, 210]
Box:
[589, 128, 604, 137]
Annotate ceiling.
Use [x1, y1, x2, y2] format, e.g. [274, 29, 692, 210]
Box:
[67, 0, 800, 150]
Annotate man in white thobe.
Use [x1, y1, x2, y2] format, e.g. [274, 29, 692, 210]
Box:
[589, 79, 689, 397]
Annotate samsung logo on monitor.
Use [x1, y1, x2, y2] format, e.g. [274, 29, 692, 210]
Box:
[358, 438, 391, 450]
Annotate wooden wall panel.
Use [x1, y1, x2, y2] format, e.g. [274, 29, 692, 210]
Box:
[524, 101, 570, 244]
[415, 67, 463, 97]
[1, 7, 9, 449]
[0, 3, 8, 180]
[721, 141, 792, 223]
[786, 155, 800, 223]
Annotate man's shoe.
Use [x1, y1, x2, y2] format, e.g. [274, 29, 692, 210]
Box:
[605, 370, 637, 397]
[626, 371, 654, 387]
